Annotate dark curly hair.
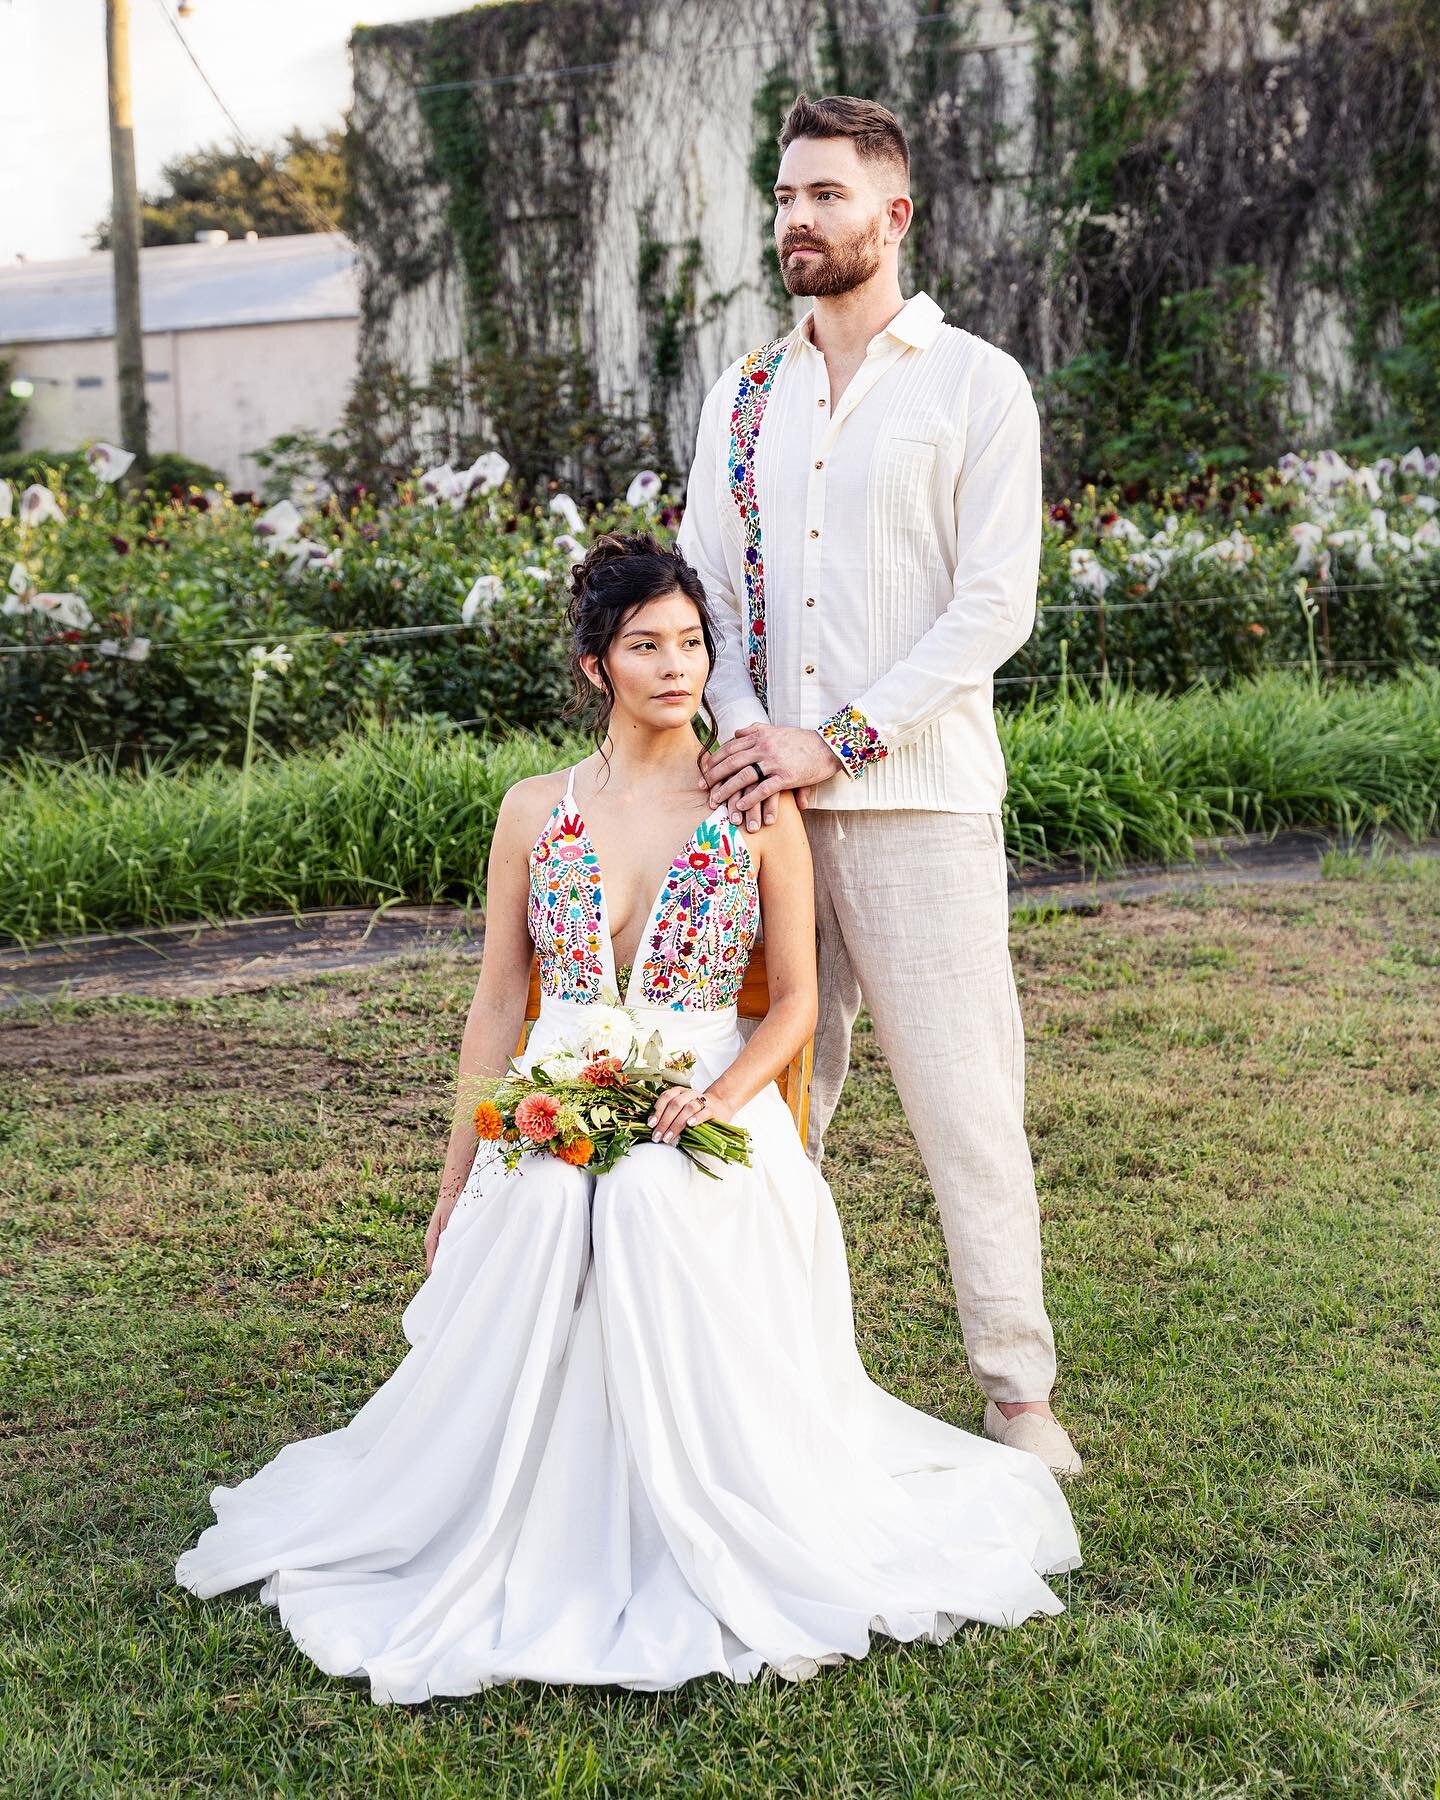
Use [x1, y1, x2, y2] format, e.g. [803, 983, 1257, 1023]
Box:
[563, 531, 724, 785]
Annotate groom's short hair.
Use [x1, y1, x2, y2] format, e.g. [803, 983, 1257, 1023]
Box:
[777, 93, 910, 186]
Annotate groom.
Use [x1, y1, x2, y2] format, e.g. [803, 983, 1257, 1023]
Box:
[677, 93, 1080, 1475]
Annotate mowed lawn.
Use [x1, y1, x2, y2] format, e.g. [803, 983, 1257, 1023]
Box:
[2, 865, 1437, 1797]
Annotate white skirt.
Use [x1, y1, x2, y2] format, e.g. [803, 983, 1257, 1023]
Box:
[175, 994, 1082, 1704]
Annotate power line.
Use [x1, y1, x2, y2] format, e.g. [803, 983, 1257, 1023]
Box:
[146, 0, 348, 241]
[413, 15, 1033, 95]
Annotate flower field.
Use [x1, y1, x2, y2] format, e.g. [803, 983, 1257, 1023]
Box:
[2, 445, 1437, 766]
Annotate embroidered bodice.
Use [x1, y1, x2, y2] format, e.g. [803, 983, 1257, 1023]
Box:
[527, 765, 760, 1012]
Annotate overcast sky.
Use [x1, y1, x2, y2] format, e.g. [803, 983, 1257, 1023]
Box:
[0, 0, 478, 265]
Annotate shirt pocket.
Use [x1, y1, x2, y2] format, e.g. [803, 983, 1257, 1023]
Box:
[870, 435, 943, 655]
[871, 435, 940, 555]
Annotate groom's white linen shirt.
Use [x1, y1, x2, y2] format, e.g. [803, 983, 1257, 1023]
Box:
[678, 290, 1042, 812]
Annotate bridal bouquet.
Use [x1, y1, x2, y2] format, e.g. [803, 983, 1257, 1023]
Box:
[468, 997, 752, 1180]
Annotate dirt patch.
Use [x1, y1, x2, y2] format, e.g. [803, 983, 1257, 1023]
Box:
[3, 1015, 355, 1101]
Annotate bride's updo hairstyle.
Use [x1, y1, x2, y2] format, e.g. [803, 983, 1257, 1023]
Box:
[564, 530, 723, 775]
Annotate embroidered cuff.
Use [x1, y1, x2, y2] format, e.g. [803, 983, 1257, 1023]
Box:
[817, 701, 889, 779]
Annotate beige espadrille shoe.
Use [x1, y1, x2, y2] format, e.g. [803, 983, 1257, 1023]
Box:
[983, 1401, 1084, 1476]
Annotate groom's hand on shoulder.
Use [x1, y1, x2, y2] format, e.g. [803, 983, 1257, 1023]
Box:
[701, 725, 845, 832]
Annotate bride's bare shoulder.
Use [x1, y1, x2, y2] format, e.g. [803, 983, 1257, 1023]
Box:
[494, 770, 571, 849]
[745, 788, 812, 871]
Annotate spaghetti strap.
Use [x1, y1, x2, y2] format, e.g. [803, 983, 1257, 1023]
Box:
[562, 762, 579, 808]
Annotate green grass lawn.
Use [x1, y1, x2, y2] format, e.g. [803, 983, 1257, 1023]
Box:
[2, 865, 1438, 1796]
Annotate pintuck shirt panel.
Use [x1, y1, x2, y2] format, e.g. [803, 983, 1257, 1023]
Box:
[677, 291, 1042, 813]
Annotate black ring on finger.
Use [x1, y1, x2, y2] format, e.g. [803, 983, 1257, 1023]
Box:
[750, 761, 765, 783]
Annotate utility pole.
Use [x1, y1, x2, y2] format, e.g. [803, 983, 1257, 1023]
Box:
[105, 0, 148, 482]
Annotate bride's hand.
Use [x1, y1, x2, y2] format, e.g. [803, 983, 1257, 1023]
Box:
[424, 1177, 465, 1274]
[648, 1084, 734, 1144]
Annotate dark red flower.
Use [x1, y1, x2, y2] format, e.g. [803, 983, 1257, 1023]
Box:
[110, 535, 130, 554]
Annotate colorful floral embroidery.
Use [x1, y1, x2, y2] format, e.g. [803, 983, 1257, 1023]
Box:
[727, 337, 789, 713]
[638, 815, 759, 1011]
[818, 700, 889, 778]
[528, 808, 605, 1001]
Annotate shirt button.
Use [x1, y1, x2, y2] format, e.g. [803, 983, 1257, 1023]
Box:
[814, 459, 824, 470]
[805, 664, 815, 674]
[809, 528, 819, 539]
[817, 398, 827, 408]
[805, 597, 815, 607]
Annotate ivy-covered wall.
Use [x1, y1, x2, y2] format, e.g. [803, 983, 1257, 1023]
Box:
[346, 0, 1439, 494]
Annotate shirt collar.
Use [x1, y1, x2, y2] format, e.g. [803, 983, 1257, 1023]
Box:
[791, 290, 945, 356]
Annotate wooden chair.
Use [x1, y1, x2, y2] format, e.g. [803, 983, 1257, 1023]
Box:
[516, 936, 814, 1144]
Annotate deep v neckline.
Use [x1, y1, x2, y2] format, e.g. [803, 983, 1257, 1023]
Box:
[556, 765, 731, 1009]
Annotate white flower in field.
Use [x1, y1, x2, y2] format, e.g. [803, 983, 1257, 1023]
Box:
[521, 565, 549, 583]
[1352, 465, 1381, 501]
[255, 499, 302, 542]
[19, 485, 64, 527]
[84, 441, 135, 484]
[0, 479, 11, 519]
[1181, 529, 1207, 551]
[97, 636, 152, 661]
[1308, 449, 1355, 497]
[1367, 508, 1389, 541]
[1276, 452, 1304, 481]
[550, 493, 585, 535]
[419, 463, 472, 510]
[625, 469, 662, 508]
[553, 533, 586, 567]
[462, 451, 510, 496]
[1412, 518, 1440, 549]
[1197, 526, 1256, 565]
[1289, 520, 1324, 570]
[461, 573, 504, 623]
[1374, 457, 1396, 480]
[282, 539, 329, 581]
[1127, 548, 1168, 591]
[1388, 529, 1412, 552]
[1411, 494, 1439, 514]
[1355, 540, 1377, 573]
[1159, 514, 1180, 537]
[1099, 514, 1144, 543]
[1067, 546, 1112, 595]
[248, 643, 293, 681]
[2, 561, 92, 628]
[1399, 446, 1428, 477]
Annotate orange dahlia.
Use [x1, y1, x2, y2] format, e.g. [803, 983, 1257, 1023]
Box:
[554, 1135, 594, 1166]
[580, 1054, 623, 1087]
[514, 1091, 561, 1143]
[473, 1101, 504, 1140]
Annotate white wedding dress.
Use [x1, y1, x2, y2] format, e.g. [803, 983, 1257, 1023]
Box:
[175, 764, 1081, 1703]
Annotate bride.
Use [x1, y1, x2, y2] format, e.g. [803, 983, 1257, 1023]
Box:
[175, 531, 1082, 1703]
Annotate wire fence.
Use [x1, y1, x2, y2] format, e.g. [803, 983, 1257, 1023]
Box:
[2, 575, 1434, 658]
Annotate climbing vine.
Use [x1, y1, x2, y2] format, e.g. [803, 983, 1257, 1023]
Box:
[343, 0, 1439, 498]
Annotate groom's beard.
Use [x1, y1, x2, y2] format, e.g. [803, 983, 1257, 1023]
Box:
[779, 217, 885, 297]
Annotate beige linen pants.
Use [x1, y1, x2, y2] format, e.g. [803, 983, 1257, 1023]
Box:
[799, 807, 1057, 1404]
